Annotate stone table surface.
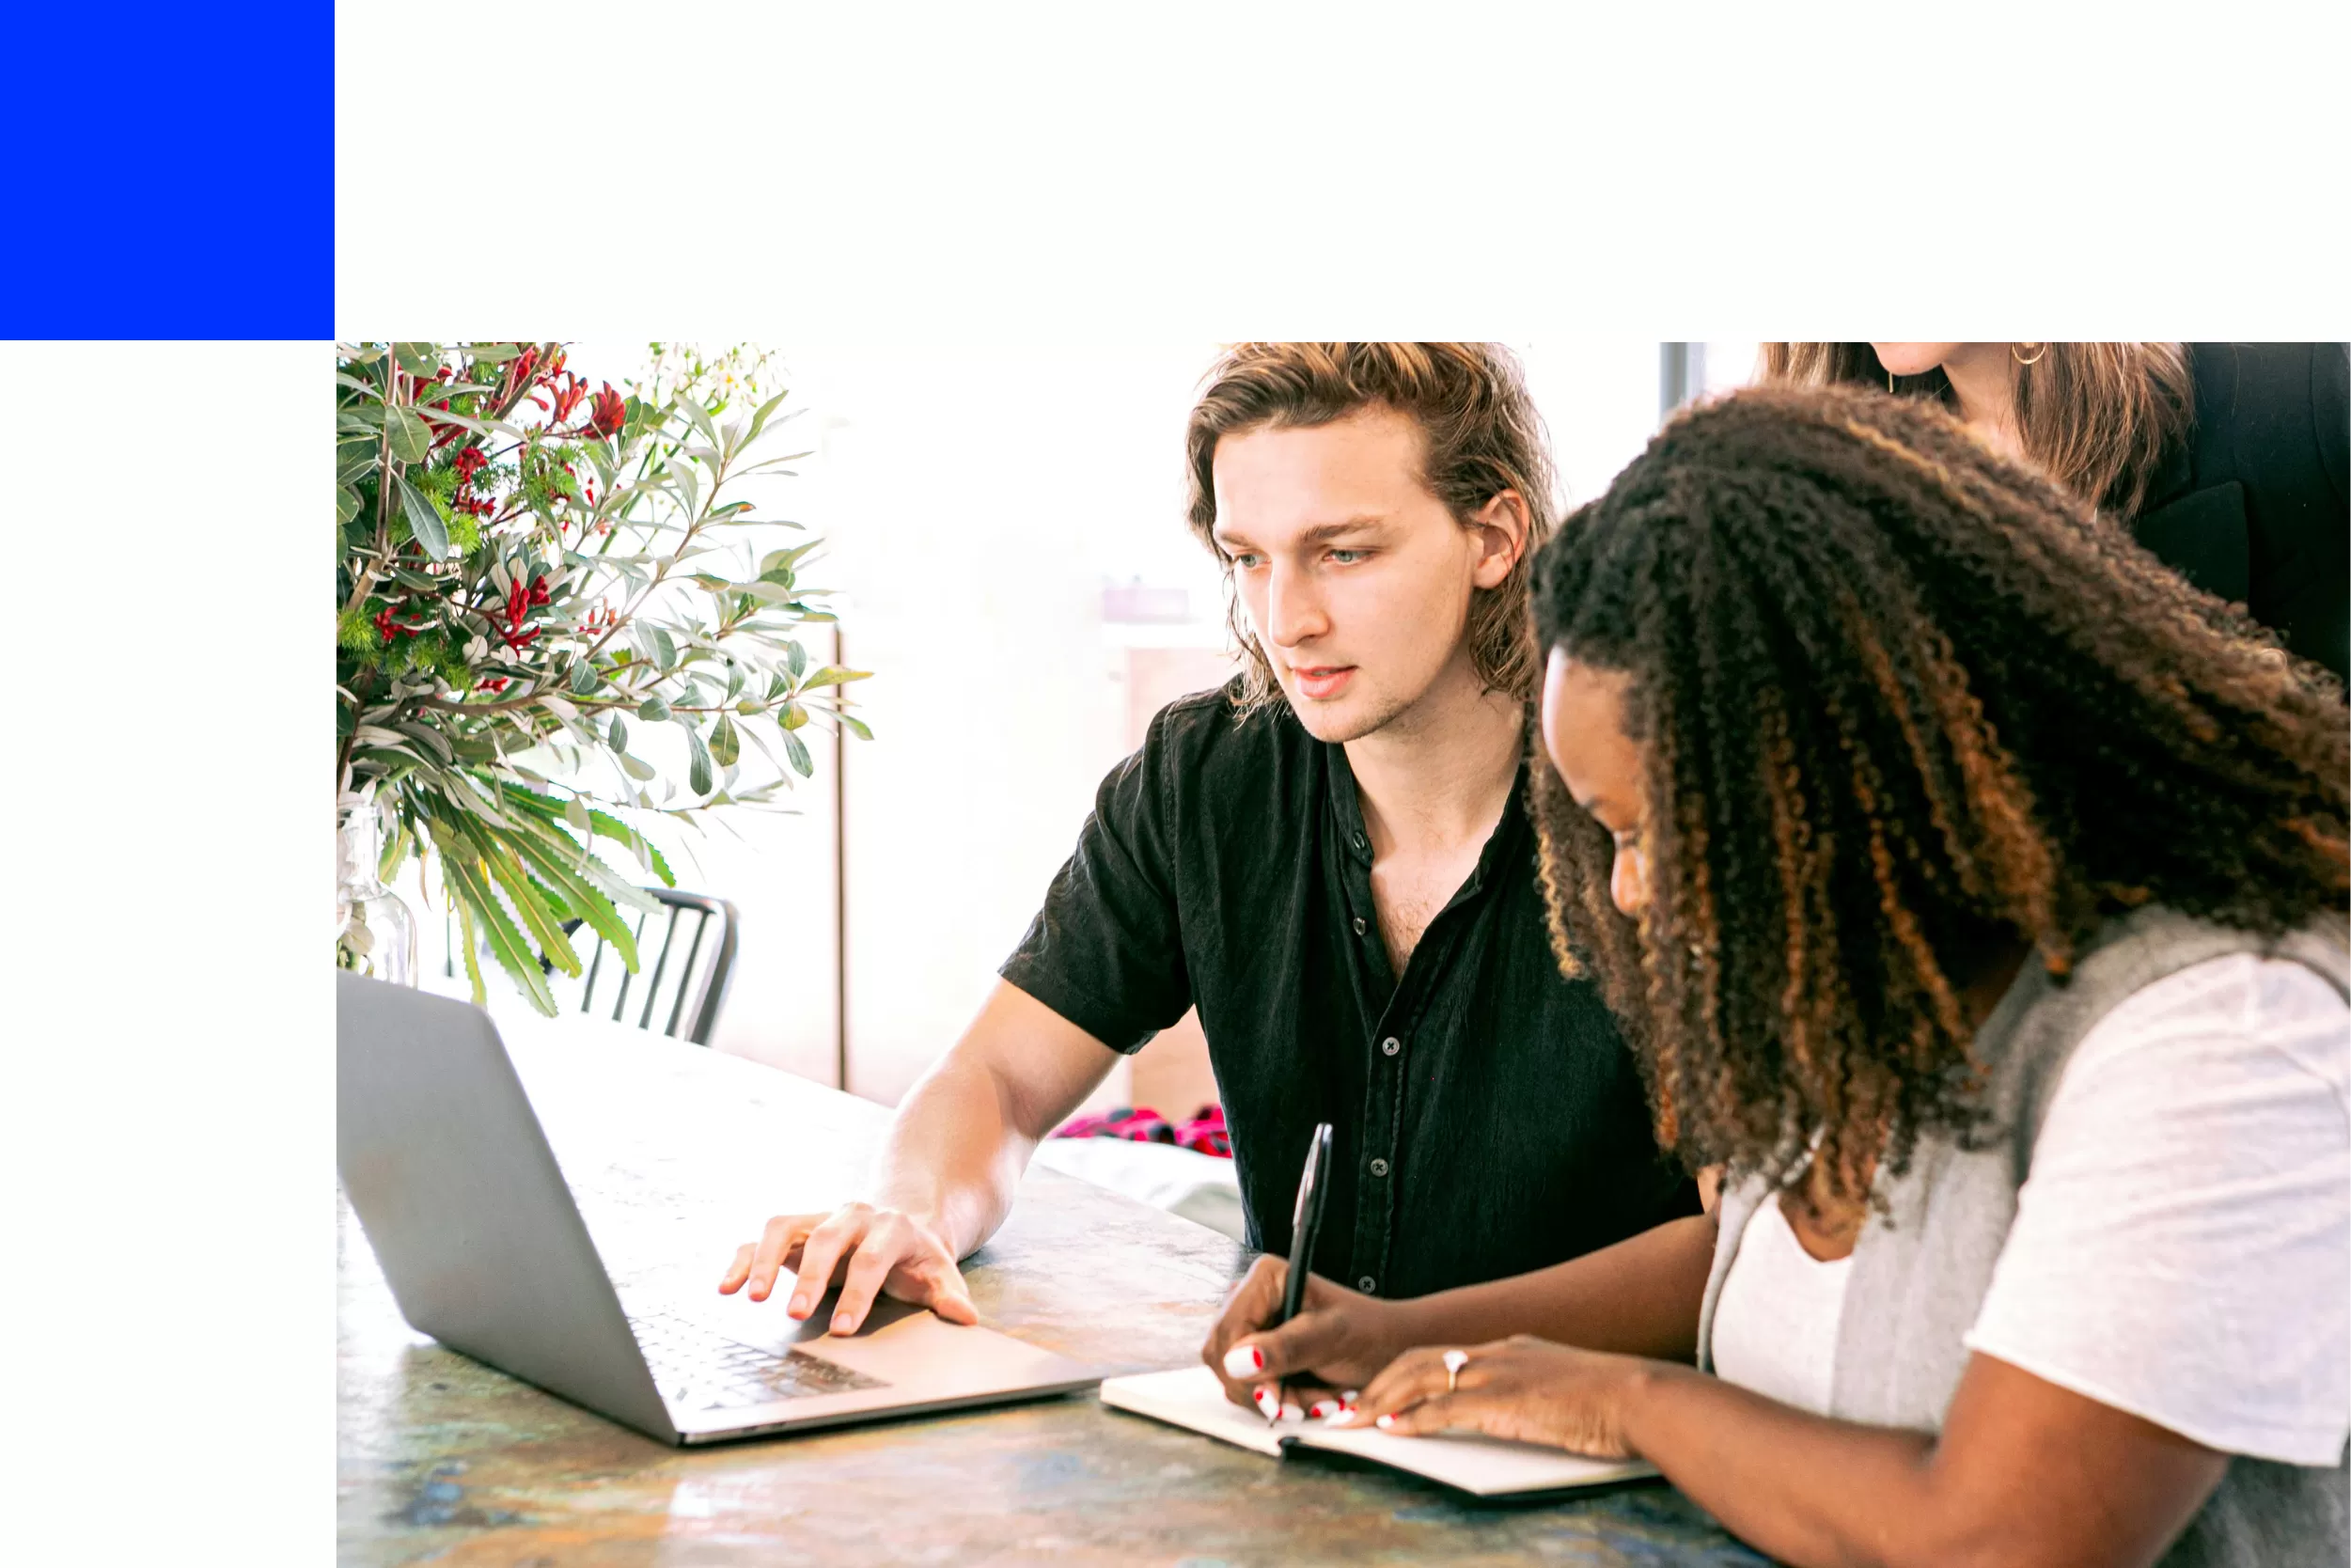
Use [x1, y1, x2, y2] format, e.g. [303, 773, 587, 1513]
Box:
[338, 1014, 1767, 1567]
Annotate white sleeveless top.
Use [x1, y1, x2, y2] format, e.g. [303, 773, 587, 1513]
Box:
[1709, 1188, 1852, 1415]
[1707, 952, 2349, 1462]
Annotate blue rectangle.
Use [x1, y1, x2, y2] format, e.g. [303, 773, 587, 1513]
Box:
[2, 3, 330, 337]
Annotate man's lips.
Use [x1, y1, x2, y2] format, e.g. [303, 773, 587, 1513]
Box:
[1288, 665, 1356, 699]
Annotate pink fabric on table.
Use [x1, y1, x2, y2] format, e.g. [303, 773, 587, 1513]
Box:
[1053, 1104, 1231, 1158]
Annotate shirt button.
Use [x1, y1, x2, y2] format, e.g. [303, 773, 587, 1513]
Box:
[1352, 831, 1367, 852]
[1357, 1276, 1377, 1293]
[1352, 917, 1367, 936]
[1381, 1037, 1401, 1057]
[1369, 1157, 1389, 1177]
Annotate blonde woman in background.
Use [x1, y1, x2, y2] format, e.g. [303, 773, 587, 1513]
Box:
[1763, 342, 2347, 683]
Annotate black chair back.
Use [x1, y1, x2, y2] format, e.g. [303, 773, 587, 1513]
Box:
[561, 889, 738, 1045]
[444, 886, 739, 1045]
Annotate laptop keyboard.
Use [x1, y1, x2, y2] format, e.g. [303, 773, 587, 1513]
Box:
[630, 1308, 891, 1411]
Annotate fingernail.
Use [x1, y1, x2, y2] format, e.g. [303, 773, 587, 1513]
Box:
[788, 1295, 807, 1315]
[1222, 1344, 1264, 1378]
[1281, 1403, 1304, 1422]
[1309, 1399, 1340, 1419]
[1375, 1414, 1397, 1430]
[1253, 1387, 1277, 1420]
[1340, 1390, 1360, 1403]
[832, 1311, 853, 1332]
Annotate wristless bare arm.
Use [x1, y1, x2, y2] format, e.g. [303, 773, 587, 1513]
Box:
[718, 980, 1123, 1331]
[1391, 1212, 1719, 1361]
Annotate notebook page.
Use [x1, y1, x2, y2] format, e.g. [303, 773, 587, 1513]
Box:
[1101, 1366, 1656, 1494]
[1099, 1365, 1285, 1456]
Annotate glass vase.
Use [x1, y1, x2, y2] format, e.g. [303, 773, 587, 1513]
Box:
[337, 785, 418, 985]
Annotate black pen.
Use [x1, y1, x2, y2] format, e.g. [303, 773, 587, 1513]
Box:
[1270, 1121, 1334, 1423]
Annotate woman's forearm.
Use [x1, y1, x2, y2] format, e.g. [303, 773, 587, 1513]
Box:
[1621, 1362, 1946, 1568]
[1391, 1213, 1718, 1361]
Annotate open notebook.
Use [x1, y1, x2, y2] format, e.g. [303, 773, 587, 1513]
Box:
[1100, 1366, 1658, 1499]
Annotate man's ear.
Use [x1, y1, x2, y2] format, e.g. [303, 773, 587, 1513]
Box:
[1469, 491, 1530, 590]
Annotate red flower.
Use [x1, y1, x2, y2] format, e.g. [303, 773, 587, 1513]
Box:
[588, 383, 625, 439]
[527, 575, 550, 607]
[453, 446, 488, 481]
[546, 372, 588, 426]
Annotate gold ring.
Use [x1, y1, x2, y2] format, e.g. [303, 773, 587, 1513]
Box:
[1443, 1348, 1468, 1393]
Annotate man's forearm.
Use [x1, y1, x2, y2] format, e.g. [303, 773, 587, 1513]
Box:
[865, 1051, 1037, 1260]
[1391, 1213, 1718, 1361]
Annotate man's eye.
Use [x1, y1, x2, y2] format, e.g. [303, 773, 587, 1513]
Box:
[1229, 552, 1263, 571]
[1328, 549, 1366, 565]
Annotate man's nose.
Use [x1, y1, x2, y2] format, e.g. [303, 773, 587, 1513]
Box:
[1265, 562, 1328, 649]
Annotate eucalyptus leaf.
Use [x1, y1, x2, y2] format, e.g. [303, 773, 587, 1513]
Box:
[686, 725, 713, 795]
[396, 474, 450, 559]
[710, 713, 741, 767]
[384, 404, 433, 465]
[782, 729, 813, 776]
[746, 388, 791, 443]
[674, 387, 722, 454]
[607, 713, 628, 752]
[760, 541, 822, 575]
[637, 695, 670, 723]
[619, 752, 656, 780]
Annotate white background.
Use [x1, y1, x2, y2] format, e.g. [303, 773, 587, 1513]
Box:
[6, 0, 2342, 1558]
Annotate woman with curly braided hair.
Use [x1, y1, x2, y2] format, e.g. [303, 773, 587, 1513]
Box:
[1206, 384, 2349, 1567]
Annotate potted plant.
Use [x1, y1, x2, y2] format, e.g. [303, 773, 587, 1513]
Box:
[335, 341, 865, 1012]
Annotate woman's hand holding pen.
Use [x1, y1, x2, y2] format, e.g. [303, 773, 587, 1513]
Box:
[1202, 1256, 1419, 1419]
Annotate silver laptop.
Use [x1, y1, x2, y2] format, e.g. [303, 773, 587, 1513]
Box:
[337, 972, 1103, 1445]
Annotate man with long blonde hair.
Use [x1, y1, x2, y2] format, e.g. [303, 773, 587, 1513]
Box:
[720, 345, 1694, 1406]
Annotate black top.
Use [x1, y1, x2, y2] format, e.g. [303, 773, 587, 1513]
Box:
[1002, 683, 1697, 1300]
[2133, 342, 2349, 682]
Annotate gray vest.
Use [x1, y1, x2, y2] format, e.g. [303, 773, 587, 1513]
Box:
[1695, 906, 2349, 1568]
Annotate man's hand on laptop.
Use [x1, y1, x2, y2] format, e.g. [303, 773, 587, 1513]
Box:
[718, 1202, 980, 1334]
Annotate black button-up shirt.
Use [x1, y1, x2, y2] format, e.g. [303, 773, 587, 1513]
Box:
[1001, 682, 1696, 1299]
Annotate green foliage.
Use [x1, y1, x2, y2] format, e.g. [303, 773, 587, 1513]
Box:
[335, 339, 867, 1014]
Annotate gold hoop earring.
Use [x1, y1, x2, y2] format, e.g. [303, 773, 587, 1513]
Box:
[2011, 342, 2047, 367]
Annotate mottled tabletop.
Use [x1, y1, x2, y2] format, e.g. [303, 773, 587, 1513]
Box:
[338, 1015, 1766, 1567]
